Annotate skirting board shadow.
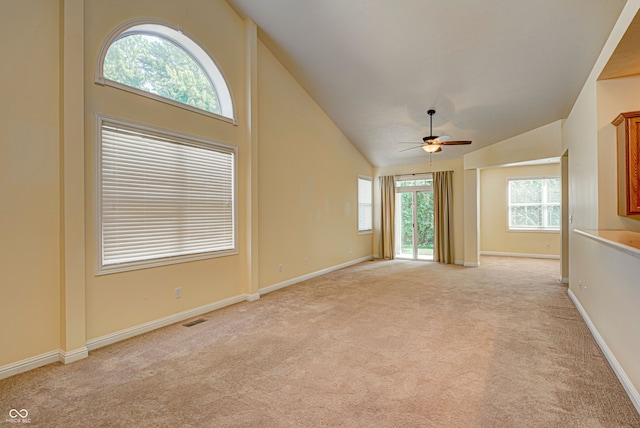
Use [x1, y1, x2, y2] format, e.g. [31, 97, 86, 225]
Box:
[568, 289, 640, 414]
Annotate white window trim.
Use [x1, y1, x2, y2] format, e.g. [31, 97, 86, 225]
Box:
[95, 18, 237, 125]
[95, 113, 238, 275]
[395, 173, 433, 193]
[507, 175, 560, 232]
[358, 175, 373, 235]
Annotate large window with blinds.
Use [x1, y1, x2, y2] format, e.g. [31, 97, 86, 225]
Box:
[96, 115, 237, 274]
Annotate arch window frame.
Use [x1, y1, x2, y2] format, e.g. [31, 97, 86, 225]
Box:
[95, 19, 236, 124]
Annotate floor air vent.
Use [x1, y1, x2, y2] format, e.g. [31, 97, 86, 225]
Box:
[183, 318, 207, 327]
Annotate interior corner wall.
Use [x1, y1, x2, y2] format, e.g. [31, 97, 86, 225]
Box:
[257, 41, 373, 288]
[373, 159, 465, 264]
[83, 0, 250, 341]
[0, 1, 62, 367]
[480, 164, 561, 257]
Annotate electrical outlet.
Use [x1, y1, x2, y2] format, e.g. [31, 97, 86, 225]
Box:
[175, 287, 181, 299]
[278, 264, 283, 272]
[545, 243, 550, 249]
[304, 259, 308, 265]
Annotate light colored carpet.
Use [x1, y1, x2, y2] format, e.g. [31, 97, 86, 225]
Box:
[2, 257, 639, 427]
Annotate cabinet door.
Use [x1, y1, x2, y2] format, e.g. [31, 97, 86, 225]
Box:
[613, 112, 640, 217]
[629, 116, 640, 214]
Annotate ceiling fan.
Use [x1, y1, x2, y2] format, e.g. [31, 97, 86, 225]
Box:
[399, 109, 472, 154]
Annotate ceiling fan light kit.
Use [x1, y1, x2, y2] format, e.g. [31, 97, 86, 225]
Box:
[423, 145, 441, 153]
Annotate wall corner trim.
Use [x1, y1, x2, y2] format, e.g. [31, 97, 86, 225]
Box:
[246, 293, 260, 302]
[568, 289, 640, 414]
[59, 347, 88, 364]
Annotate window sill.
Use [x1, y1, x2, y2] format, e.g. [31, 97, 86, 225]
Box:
[507, 228, 560, 234]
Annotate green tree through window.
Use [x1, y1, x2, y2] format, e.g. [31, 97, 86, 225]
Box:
[104, 34, 221, 114]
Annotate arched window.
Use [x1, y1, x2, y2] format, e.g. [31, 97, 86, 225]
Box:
[96, 20, 235, 123]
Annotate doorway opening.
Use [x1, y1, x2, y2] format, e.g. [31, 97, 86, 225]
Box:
[395, 175, 434, 261]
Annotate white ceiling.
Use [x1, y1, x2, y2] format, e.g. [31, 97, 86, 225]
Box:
[226, 0, 627, 167]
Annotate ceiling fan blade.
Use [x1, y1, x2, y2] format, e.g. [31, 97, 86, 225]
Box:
[439, 140, 472, 145]
[399, 145, 425, 152]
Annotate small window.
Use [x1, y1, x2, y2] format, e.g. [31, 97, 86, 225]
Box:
[96, 115, 237, 274]
[508, 177, 560, 231]
[96, 21, 235, 123]
[358, 176, 372, 233]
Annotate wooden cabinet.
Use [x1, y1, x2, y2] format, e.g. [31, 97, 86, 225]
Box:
[612, 111, 640, 217]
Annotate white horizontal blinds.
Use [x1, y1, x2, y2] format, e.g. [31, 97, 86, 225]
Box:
[358, 177, 372, 231]
[100, 120, 235, 269]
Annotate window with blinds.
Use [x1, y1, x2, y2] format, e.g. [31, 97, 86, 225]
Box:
[358, 176, 372, 233]
[96, 115, 237, 274]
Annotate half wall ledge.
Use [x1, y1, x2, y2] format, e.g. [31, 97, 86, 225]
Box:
[574, 229, 640, 259]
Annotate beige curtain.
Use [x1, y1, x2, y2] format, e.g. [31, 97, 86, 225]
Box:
[433, 171, 454, 264]
[380, 175, 396, 259]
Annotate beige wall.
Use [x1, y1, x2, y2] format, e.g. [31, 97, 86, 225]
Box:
[257, 42, 373, 287]
[373, 159, 465, 264]
[480, 164, 561, 257]
[564, 0, 640, 402]
[0, 2, 61, 366]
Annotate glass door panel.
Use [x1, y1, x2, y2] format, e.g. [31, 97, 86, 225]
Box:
[416, 191, 434, 260]
[395, 192, 414, 259]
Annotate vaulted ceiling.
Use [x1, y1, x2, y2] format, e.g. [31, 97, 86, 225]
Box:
[226, 0, 627, 166]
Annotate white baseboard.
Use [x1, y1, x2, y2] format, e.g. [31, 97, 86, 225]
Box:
[463, 262, 480, 267]
[0, 350, 60, 380]
[86, 293, 257, 351]
[246, 292, 260, 302]
[59, 347, 88, 364]
[0, 345, 91, 380]
[480, 251, 560, 259]
[568, 289, 640, 414]
[259, 255, 373, 296]
[561, 277, 569, 284]
[454, 260, 464, 266]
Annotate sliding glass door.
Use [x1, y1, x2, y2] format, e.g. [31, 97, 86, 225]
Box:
[395, 177, 434, 261]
